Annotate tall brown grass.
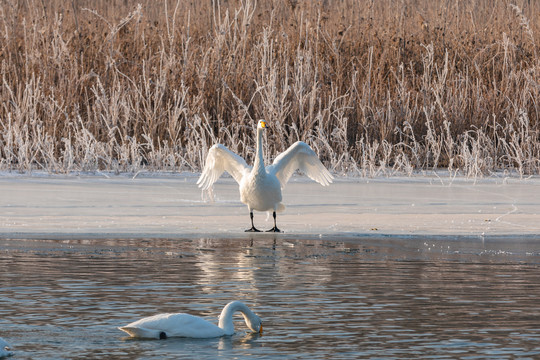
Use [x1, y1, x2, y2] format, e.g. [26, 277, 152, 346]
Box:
[0, 0, 539, 177]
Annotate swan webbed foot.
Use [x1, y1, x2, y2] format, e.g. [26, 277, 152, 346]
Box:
[245, 226, 262, 232]
[267, 211, 280, 232]
[246, 211, 261, 232]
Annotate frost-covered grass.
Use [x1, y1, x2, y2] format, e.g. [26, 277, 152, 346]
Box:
[0, 0, 539, 177]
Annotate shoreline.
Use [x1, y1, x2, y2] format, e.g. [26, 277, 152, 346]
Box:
[1, 172, 539, 240]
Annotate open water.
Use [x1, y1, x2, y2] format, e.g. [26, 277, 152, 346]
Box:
[1, 236, 539, 359]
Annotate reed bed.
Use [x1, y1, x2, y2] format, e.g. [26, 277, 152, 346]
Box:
[0, 0, 539, 177]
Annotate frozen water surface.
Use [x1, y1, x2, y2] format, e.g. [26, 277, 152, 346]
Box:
[1, 173, 540, 358]
[1, 173, 540, 238]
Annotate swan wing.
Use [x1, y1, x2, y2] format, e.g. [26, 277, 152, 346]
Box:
[120, 313, 225, 339]
[197, 144, 250, 190]
[267, 141, 333, 187]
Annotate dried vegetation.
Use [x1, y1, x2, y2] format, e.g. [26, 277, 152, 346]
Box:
[0, 0, 539, 177]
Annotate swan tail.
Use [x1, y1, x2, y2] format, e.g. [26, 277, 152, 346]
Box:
[118, 326, 163, 339]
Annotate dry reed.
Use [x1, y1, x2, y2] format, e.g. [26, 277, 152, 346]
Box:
[0, 0, 539, 178]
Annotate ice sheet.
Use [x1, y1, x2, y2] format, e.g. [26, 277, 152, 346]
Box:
[1, 172, 539, 240]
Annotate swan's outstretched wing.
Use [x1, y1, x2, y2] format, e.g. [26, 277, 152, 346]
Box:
[197, 144, 250, 190]
[267, 141, 333, 187]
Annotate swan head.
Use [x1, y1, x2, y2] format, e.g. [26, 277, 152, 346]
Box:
[257, 120, 267, 130]
[245, 313, 263, 335]
[220, 301, 263, 335]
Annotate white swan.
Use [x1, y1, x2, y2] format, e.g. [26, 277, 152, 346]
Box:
[197, 120, 333, 232]
[0, 337, 13, 358]
[118, 301, 262, 339]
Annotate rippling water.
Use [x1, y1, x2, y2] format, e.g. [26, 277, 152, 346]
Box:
[1, 236, 539, 359]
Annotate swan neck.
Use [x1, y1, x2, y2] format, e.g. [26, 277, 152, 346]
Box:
[253, 127, 265, 171]
[218, 301, 256, 335]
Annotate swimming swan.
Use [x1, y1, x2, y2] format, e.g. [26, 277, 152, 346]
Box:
[118, 301, 262, 339]
[0, 337, 13, 358]
[197, 120, 333, 232]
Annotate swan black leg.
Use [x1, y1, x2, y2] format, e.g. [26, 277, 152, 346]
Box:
[266, 211, 281, 232]
[245, 211, 261, 232]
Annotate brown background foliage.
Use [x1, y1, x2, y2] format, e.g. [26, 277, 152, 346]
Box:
[0, 0, 538, 175]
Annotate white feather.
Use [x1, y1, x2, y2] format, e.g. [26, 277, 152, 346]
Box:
[197, 144, 250, 190]
[267, 141, 333, 187]
[120, 313, 225, 339]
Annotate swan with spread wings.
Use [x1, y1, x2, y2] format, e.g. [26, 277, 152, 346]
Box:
[197, 120, 333, 232]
